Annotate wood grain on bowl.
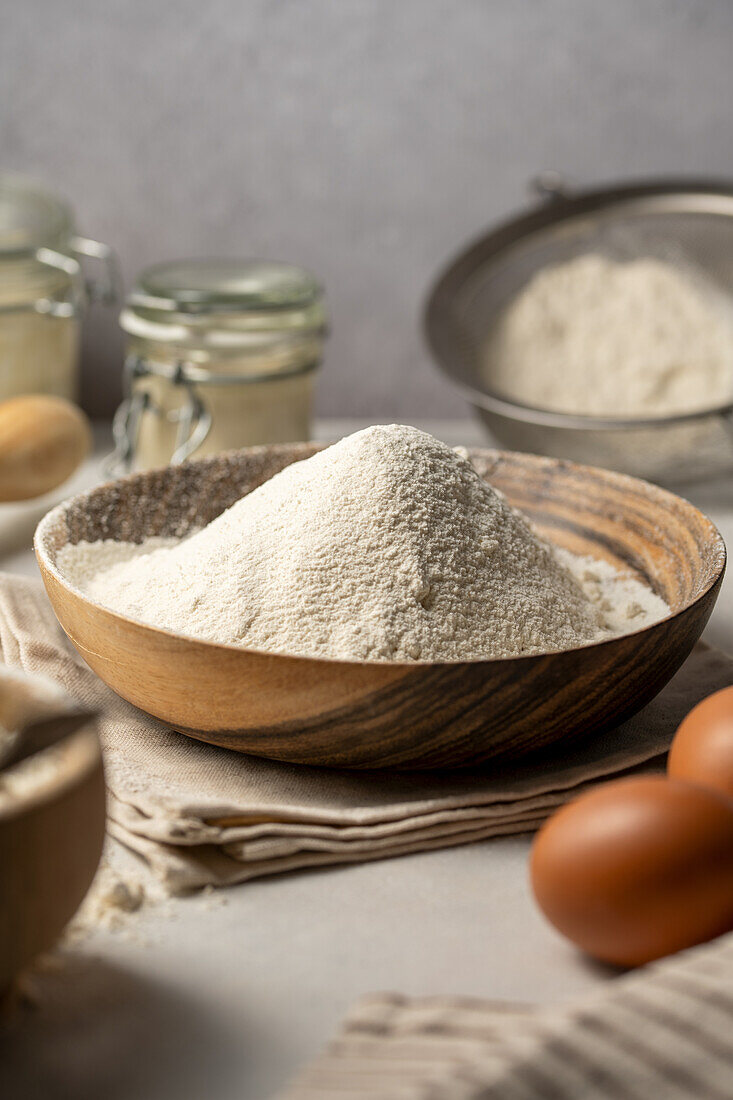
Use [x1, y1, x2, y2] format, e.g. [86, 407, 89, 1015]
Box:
[35, 446, 725, 769]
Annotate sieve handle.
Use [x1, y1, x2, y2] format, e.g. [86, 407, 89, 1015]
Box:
[530, 173, 575, 203]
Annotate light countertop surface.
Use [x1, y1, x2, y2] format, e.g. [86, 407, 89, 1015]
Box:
[3, 419, 733, 1100]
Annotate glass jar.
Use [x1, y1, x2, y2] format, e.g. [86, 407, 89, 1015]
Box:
[113, 258, 327, 470]
[0, 176, 118, 401]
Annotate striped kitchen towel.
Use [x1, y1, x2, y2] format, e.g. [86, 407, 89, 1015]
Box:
[280, 932, 733, 1099]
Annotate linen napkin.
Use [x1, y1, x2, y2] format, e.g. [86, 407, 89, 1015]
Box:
[279, 931, 733, 1099]
[2, 571, 732, 893]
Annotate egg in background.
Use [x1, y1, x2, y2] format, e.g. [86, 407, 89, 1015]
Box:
[530, 775, 733, 968]
[668, 685, 733, 799]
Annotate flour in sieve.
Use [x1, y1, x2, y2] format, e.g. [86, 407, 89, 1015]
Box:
[58, 425, 668, 661]
[485, 254, 733, 417]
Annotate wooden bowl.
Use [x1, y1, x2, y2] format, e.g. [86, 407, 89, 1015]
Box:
[0, 721, 105, 993]
[34, 445, 725, 770]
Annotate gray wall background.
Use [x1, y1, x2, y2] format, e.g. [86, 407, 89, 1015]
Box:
[3, 0, 733, 419]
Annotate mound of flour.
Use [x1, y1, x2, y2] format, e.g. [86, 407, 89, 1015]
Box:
[59, 425, 667, 661]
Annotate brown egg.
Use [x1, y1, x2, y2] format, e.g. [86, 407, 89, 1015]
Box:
[530, 776, 733, 967]
[668, 686, 733, 799]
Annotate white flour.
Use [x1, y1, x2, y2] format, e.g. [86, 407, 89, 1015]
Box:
[0, 669, 81, 805]
[0, 741, 70, 804]
[58, 425, 667, 662]
[485, 254, 733, 417]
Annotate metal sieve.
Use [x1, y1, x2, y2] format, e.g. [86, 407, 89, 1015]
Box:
[424, 176, 733, 484]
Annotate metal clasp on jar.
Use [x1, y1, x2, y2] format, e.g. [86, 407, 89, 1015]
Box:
[108, 356, 213, 474]
[0, 237, 121, 319]
[70, 236, 122, 307]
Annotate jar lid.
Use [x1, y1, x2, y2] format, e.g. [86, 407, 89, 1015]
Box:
[0, 176, 74, 257]
[125, 258, 325, 329]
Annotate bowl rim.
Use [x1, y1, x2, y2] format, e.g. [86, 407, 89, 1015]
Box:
[34, 443, 727, 670]
[0, 723, 102, 823]
[424, 175, 733, 431]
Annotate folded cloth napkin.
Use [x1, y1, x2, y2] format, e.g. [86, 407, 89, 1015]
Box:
[2, 572, 732, 893]
[280, 932, 733, 1099]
